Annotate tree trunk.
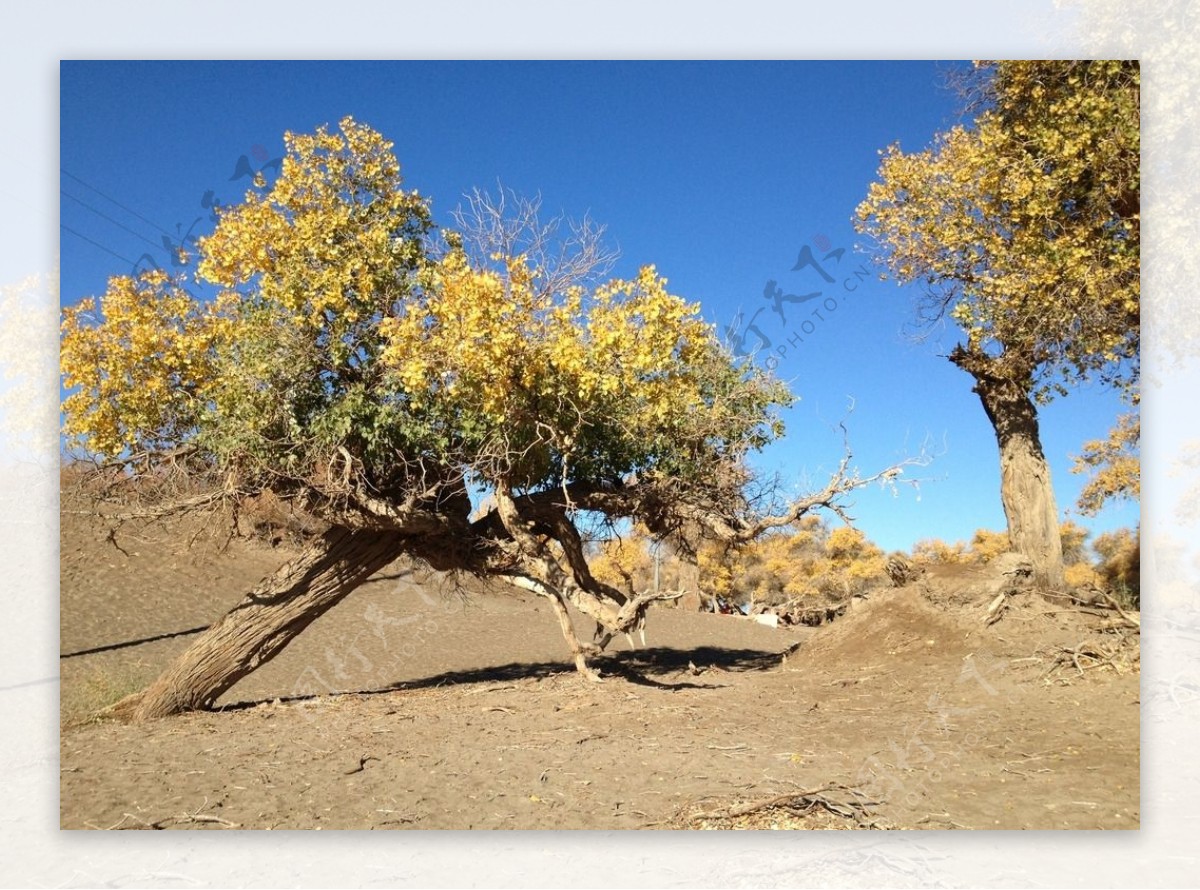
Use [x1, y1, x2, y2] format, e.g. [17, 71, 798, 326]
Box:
[114, 526, 403, 721]
[953, 348, 1065, 589]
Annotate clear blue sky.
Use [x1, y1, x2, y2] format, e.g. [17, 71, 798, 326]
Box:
[59, 60, 1138, 553]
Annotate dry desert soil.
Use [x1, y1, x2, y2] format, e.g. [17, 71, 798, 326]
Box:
[60, 508, 1140, 830]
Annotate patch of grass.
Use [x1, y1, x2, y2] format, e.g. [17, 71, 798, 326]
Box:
[61, 662, 154, 726]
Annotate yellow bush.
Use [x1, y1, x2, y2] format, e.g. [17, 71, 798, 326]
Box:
[911, 538, 970, 565]
[969, 528, 1010, 563]
[1064, 562, 1102, 589]
[1094, 527, 1140, 606]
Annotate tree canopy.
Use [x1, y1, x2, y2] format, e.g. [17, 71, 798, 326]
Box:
[62, 117, 898, 711]
[62, 118, 791, 533]
[856, 60, 1140, 400]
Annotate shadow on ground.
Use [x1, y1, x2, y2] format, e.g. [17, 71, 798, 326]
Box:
[219, 643, 789, 710]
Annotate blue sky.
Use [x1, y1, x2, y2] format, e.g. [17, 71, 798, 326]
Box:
[59, 60, 1139, 553]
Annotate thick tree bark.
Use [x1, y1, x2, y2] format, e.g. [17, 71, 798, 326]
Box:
[114, 526, 404, 721]
[952, 347, 1065, 589]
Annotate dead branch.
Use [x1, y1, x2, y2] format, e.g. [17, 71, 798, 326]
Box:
[1042, 588, 1141, 629]
[151, 813, 241, 829]
[1039, 637, 1138, 680]
[984, 590, 1011, 625]
[449, 185, 619, 297]
[708, 424, 932, 544]
[691, 782, 882, 827]
[102, 490, 227, 522]
[1093, 589, 1141, 628]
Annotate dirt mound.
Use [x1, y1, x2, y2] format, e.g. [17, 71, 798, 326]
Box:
[912, 558, 1141, 667]
[790, 586, 974, 668]
[917, 556, 1029, 610]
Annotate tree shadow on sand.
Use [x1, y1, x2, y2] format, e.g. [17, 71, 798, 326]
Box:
[61, 625, 210, 659]
[220, 643, 795, 711]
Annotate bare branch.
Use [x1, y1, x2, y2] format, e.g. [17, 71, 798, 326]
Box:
[449, 184, 619, 296]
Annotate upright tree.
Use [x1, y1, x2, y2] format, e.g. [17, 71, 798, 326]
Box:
[63, 118, 901, 720]
[856, 61, 1140, 587]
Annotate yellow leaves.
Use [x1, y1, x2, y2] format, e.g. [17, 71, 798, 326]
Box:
[697, 519, 888, 603]
[825, 526, 874, 561]
[824, 526, 885, 581]
[380, 250, 718, 461]
[697, 540, 737, 597]
[911, 538, 970, 565]
[198, 115, 431, 332]
[969, 528, 1011, 563]
[61, 272, 221, 456]
[856, 62, 1139, 401]
[1071, 412, 1140, 515]
[62, 118, 436, 475]
[589, 533, 653, 592]
[382, 250, 527, 420]
[1064, 561, 1102, 589]
[1091, 527, 1139, 603]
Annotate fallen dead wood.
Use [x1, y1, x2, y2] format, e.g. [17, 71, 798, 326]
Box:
[1040, 635, 1139, 680]
[1094, 589, 1140, 629]
[152, 813, 242, 828]
[105, 809, 242, 830]
[689, 782, 884, 827]
[984, 590, 1011, 625]
[1040, 589, 1141, 628]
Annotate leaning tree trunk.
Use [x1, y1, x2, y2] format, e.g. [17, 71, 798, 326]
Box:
[113, 525, 403, 721]
[953, 347, 1065, 590]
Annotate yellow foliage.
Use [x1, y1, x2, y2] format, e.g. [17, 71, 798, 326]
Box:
[856, 61, 1139, 402]
[911, 538, 970, 565]
[697, 520, 886, 605]
[60, 271, 223, 456]
[969, 528, 1010, 563]
[375, 240, 783, 490]
[823, 526, 886, 589]
[914, 523, 1093, 570]
[590, 534, 653, 594]
[1064, 562, 1102, 589]
[825, 526, 871, 561]
[198, 117, 428, 334]
[697, 540, 737, 598]
[1072, 412, 1139, 515]
[62, 117, 434, 471]
[1093, 527, 1140, 604]
[380, 252, 716, 433]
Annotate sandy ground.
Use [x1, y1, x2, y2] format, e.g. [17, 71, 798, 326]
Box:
[60, 508, 1140, 830]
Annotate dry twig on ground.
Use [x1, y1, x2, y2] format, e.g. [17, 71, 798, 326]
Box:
[685, 782, 885, 829]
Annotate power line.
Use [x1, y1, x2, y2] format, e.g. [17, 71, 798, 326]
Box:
[61, 189, 164, 252]
[59, 223, 136, 266]
[60, 168, 175, 239]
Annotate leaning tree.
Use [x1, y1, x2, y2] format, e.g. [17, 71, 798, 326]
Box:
[856, 61, 1140, 588]
[62, 118, 904, 721]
